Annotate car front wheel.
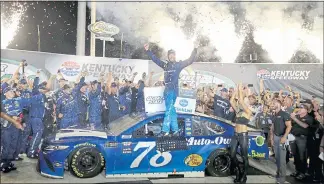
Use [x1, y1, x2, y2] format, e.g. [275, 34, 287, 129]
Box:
[206, 149, 231, 177]
[69, 146, 105, 178]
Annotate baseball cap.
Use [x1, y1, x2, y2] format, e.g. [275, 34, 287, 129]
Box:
[1, 82, 9, 90]
[111, 82, 117, 88]
[18, 78, 27, 84]
[299, 104, 309, 111]
[220, 88, 228, 92]
[39, 81, 48, 90]
[168, 49, 176, 55]
[62, 84, 71, 90]
[90, 80, 98, 85]
[59, 78, 68, 82]
[300, 99, 312, 104]
[80, 82, 88, 88]
[2, 86, 12, 94]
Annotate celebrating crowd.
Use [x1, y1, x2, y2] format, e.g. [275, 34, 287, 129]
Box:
[195, 79, 324, 183]
[1, 48, 323, 184]
[0, 61, 156, 173]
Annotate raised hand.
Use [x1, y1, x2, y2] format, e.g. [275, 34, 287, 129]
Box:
[144, 43, 149, 51]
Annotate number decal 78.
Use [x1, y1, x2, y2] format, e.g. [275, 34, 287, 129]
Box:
[130, 142, 172, 168]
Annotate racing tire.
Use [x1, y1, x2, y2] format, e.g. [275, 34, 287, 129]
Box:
[206, 149, 231, 177]
[69, 146, 105, 178]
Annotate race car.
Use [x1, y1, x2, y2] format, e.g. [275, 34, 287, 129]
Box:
[37, 112, 269, 179]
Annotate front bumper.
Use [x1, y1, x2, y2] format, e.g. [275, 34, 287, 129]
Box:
[38, 151, 65, 179]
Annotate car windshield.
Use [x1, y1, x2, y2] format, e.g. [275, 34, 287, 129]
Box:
[106, 113, 146, 136]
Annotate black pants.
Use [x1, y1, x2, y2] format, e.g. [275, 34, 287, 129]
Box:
[291, 135, 307, 174]
[264, 132, 269, 141]
[101, 108, 109, 128]
[308, 135, 323, 178]
[230, 132, 249, 178]
[78, 114, 88, 128]
[42, 115, 54, 138]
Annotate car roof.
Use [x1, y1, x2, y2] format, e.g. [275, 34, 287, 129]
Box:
[107, 112, 259, 136]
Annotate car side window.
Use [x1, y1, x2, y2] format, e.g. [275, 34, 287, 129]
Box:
[192, 116, 226, 136]
[132, 117, 185, 138]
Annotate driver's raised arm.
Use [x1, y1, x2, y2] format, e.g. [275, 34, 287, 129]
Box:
[179, 47, 198, 69]
[144, 43, 166, 69]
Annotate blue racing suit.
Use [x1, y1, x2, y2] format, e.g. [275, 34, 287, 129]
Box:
[56, 93, 79, 129]
[53, 87, 65, 127]
[119, 86, 132, 115]
[107, 94, 123, 123]
[89, 83, 102, 129]
[1, 94, 43, 168]
[18, 88, 33, 155]
[27, 77, 45, 157]
[146, 48, 197, 133]
[75, 77, 89, 128]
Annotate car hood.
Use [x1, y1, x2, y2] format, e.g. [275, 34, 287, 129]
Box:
[53, 128, 108, 141]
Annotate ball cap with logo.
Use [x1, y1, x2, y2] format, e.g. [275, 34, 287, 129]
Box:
[220, 88, 228, 92]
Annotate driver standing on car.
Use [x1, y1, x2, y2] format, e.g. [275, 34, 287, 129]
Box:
[144, 42, 199, 136]
[269, 99, 292, 184]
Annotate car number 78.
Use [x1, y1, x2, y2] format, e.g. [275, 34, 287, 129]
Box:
[130, 142, 172, 168]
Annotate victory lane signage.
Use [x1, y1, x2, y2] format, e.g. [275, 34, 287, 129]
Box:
[81, 63, 136, 79]
[144, 87, 196, 114]
[45, 55, 148, 82]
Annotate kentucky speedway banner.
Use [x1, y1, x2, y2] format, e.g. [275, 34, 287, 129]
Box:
[1, 49, 322, 100]
[150, 63, 324, 100]
[45, 55, 148, 82]
[1, 58, 48, 82]
[144, 87, 196, 114]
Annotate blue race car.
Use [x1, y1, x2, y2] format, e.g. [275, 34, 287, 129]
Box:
[38, 112, 269, 179]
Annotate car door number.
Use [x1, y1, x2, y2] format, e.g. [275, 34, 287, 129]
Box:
[130, 142, 172, 168]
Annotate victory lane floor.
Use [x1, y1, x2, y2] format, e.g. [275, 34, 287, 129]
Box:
[0, 155, 308, 184]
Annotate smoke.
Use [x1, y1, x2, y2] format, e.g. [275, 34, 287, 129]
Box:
[92, 2, 323, 63]
[243, 2, 323, 63]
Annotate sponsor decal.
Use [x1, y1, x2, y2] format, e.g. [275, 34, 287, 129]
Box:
[179, 99, 189, 107]
[175, 107, 193, 113]
[254, 136, 265, 147]
[184, 154, 203, 167]
[53, 162, 63, 167]
[122, 142, 132, 146]
[122, 148, 132, 154]
[186, 136, 231, 146]
[60, 61, 80, 77]
[257, 69, 310, 80]
[256, 69, 271, 80]
[121, 135, 132, 139]
[146, 96, 164, 104]
[249, 150, 266, 158]
[179, 89, 196, 98]
[74, 142, 96, 148]
[104, 142, 117, 148]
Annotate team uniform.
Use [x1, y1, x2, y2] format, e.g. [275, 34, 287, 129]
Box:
[146, 48, 197, 134]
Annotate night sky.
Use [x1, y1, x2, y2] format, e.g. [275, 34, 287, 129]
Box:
[1, 1, 322, 63]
